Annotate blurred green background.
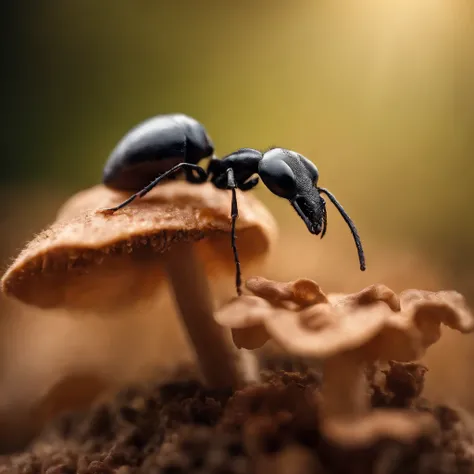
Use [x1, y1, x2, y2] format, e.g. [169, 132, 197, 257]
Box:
[1, 0, 474, 449]
[1, 0, 474, 295]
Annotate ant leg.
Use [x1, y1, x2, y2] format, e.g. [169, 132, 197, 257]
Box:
[318, 187, 366, 271]
[238, 177, 259, 191]
[226, 168, 242, 296]
[136, 164, 207, 198]
[103, 163, 207, 213]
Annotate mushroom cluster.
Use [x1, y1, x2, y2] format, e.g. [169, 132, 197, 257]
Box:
[215, 276, 474, 443]
[1, 182, 277, 390]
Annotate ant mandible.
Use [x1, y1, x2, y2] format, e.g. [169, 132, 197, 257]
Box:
[102, 114, 366, 296]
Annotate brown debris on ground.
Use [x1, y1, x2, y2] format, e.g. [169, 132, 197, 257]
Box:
[0, 358, 473, 474]
[370, 361, 428, 409]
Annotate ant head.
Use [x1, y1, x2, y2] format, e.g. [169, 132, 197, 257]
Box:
[258, 148, 325, 235]
[258, 148, 365, 270]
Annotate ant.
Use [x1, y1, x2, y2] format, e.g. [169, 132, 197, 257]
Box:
[102, 114, 366, 295]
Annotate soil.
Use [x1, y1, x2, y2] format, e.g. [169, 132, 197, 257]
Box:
[0, 356, 473, 474]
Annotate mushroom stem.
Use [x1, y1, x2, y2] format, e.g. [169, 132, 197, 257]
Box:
[239, 348, 261, 384]
[163, 241, 242, 389]
[320, 351, 368, 419]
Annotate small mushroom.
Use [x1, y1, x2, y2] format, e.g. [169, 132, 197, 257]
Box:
[1, 182, 277, 389]
[215, 278, 474, 420]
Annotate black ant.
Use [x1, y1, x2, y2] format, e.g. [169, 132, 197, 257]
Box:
[102, 114, 366, 295]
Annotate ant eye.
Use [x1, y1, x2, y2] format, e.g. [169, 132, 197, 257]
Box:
[258, 158, 297, 199]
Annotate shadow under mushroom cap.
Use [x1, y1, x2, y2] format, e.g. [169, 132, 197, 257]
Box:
[1, 183, 277, 312]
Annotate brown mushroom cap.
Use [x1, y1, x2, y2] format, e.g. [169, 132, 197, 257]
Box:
[215, 283, 404, 355]
[1, 182, 277, 311]
[230, 283, 474, 362]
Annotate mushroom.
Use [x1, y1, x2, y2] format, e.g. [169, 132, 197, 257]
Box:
[215, 277, 474, 420]
[1, 182, 277, 389]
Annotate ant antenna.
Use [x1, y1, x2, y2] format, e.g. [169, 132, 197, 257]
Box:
[226, 168, 242, 295]
[318, 187, 366, 271]
[103, 163, 207, 213]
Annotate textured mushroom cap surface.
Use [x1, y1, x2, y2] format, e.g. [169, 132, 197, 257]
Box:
[215, 278, 474, 359]
[1, 183, 277, 310]
[245, 276, 328, 308]
[267, 286, 474, 360]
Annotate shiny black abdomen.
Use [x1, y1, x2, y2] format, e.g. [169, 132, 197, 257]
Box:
[103, 114, 214, 191]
